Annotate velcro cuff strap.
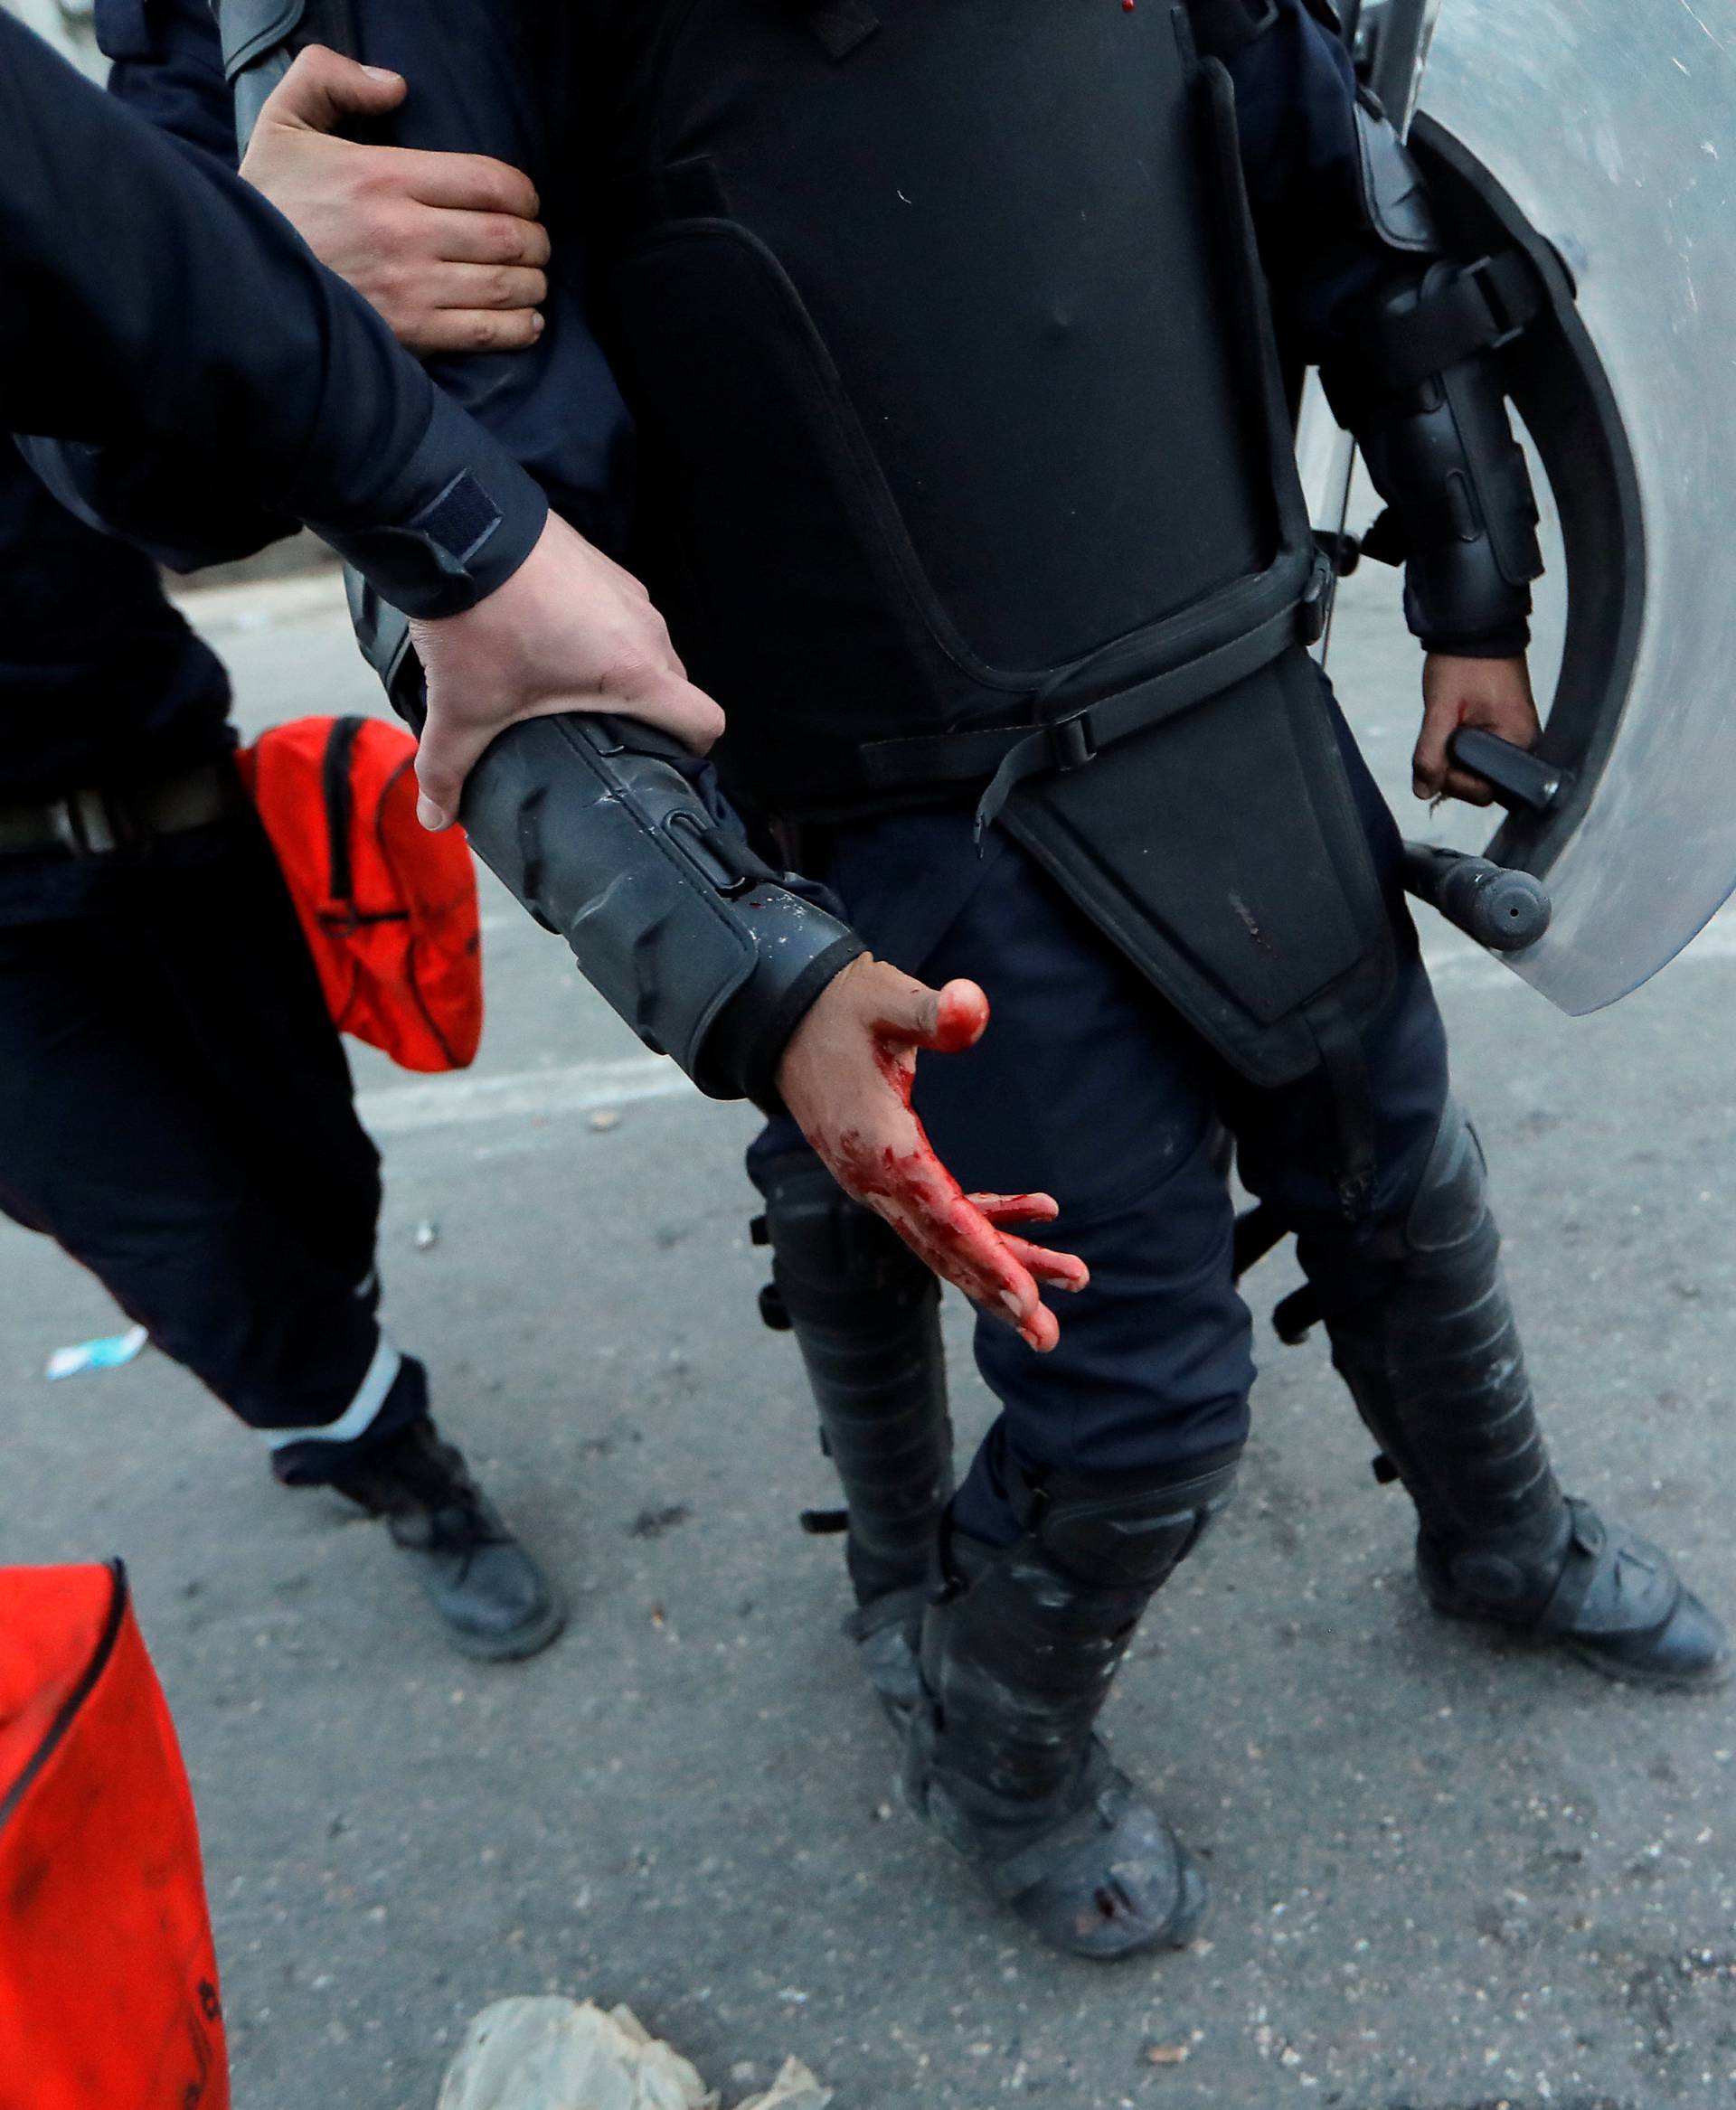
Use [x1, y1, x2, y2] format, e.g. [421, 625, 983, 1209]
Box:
[410, 471, 503, 570]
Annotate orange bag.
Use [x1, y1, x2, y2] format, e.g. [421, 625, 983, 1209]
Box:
[0, 1562, 229, 2110]
[237, 714, 483, 1073]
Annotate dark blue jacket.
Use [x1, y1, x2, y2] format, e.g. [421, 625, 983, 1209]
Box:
[0, 9, 558, 824]
[0, 1, 236, 808]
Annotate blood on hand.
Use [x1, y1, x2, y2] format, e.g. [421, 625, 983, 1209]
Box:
[809, 975, 1089, 1352]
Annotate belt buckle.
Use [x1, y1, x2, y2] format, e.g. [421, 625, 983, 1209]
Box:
[49, 787, 124, 857]
[1046, 708, 1098, 774]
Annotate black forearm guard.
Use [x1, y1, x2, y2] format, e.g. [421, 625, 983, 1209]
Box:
[1318, 96, 1544, 655]
[362, 593, 864, 1107]
[1193, 4, 1543, 655]
[460, 712, 864, 1106]
[1322, 258, 1543, 655]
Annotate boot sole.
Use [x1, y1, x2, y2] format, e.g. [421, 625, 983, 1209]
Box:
[1427, 1597, 1732, 1691]
[1561, 1634, 1732, 1691]
[442, 1587, 569, 1663]
[1055, 1847, 1210, 1964]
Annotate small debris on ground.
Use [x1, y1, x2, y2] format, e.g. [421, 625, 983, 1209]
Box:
[437, 1996, 832, 2109]
[44, 1324, 148, 1380]
[589, 1108, 622, 1133]
[630, 1504, 691, 1540]
[414, 1220, 440, 1251]
[1144, 2044, 1191, 2067]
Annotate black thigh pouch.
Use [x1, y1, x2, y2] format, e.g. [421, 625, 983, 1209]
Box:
[1003, 645, 1397, 1088]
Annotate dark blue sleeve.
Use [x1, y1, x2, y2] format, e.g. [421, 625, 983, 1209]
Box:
[98, 0, 633, 557]
[2, 13, 547, 614]
[96, 0, 239, 166]
[329, 0, 635, 555]
[1224, 0, 1385, 355]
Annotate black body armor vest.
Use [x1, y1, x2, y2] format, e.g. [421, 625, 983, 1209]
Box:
[600, 0, 1314, 813]
[597, 0, 1392, 1088]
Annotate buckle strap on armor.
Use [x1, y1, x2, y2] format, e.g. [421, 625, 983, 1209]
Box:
[970, 570, 1323, 843]
[856, 560, 1326, 845]
[1364, 252, 1543, 400]
[973, 1745, 1131, 1901]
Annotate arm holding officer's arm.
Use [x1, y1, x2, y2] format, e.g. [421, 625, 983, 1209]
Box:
[26, 5, 1083, 1343]
[1, 8, 544, 625]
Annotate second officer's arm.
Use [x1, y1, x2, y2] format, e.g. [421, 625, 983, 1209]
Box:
[1, 8, 552, 622]
[4, 12, 719, 775]
[1208, 0, 1546, 806]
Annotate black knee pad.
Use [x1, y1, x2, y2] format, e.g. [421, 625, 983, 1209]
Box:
[1015, 1448, 1242, 1594]
[1401, 1098, 1497, 1261]
[1281, 1097, 1492, 1343]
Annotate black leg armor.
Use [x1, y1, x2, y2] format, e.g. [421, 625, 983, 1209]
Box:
[1317, 1103, 1727, 1687]
[757, 1153, 954, 1709]
[902, 1449, 1239, 1960]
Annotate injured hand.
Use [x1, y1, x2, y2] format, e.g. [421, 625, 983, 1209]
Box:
[775, 957, 1090, 1351]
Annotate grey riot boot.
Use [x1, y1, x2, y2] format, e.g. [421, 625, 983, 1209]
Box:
[1314, 1102, 1726, 1688]
[901, 1449, 1238, 1960]
[328, 1417, 567, 1662]
[757, 1153, 953, 1720]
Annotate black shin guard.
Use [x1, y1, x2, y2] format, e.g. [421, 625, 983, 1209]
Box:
[757, 1153, 953, 1609]
[1317, 1103, 1726, 1685]
[905, 1449, 1239, 1959]
[1317, 1103, 1564, 1559]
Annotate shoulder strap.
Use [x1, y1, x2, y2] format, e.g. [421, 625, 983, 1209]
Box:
[321, 714, 365, 910]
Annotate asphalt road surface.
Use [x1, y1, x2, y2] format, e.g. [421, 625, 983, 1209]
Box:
[4, 554, 1734, 2110]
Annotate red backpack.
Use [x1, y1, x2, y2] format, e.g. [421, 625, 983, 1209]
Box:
[237, 715, 483, 1074]
[0, 1562, 230, 2109]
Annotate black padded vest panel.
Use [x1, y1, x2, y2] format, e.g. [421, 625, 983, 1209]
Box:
[596, 0, 1313, 819]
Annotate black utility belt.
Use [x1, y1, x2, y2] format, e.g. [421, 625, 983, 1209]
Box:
[0, 761, 238, 861]
[859, 552, 1331, 839]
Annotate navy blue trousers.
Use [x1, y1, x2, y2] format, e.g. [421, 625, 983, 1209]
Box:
[752, 678, 1450, 1542]
[0, 804, 427, 1484]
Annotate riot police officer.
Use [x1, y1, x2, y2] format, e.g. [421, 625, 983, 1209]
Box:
[89, 0, 1728, 1963]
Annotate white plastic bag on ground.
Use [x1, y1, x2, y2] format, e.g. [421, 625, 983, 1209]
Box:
[736, 2057, 831, 2109]
[437, 1997, 831, 2110]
